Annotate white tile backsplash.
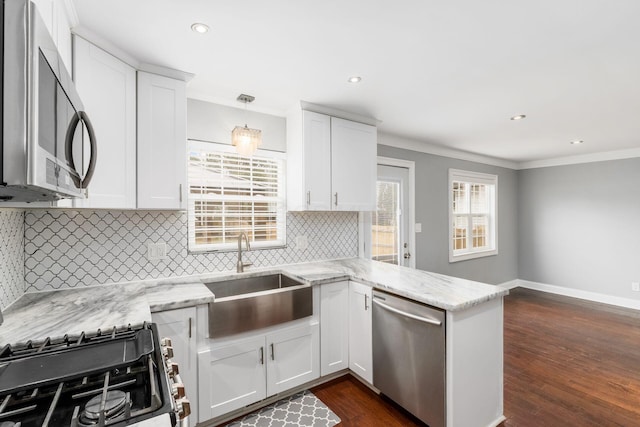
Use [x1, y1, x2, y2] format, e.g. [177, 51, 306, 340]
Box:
[23, 210, 358, 291]
[0, 210, 25, 309]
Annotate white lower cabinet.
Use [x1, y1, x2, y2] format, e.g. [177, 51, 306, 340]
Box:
[320, 281, 349, 376]
[198, 322, 319, 422]
[152, 307, 197, 427]
[348, 281, 373, 384]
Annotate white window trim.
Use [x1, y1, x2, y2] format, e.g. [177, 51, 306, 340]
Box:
[448, 169, 498, 263]
[187, 140, 287, 253]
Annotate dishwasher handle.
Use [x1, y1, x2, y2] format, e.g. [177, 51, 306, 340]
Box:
[373, 299, 442, 326]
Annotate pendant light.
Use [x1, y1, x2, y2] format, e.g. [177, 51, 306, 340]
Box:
[231, 94, 262, 156]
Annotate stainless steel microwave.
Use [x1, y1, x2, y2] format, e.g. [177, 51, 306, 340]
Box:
[1, 0, 96, 202]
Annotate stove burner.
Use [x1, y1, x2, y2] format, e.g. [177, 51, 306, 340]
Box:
[79, 390, 129, 425]
[0, 422, 21, 427]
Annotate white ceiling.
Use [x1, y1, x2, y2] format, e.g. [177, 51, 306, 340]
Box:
[72, 0, 640, 164]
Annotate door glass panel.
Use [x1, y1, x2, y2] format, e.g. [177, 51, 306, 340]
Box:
[372, 181, 400, 265]
[38, 52, 56, 157]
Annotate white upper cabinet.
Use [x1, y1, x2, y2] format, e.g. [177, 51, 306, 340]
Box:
[73, 36, 136, 209]
[32, 0, 72, 71]
[137, 72, 187, 210]
[287, 108, 377, 211]
[331, 117, 377, 211]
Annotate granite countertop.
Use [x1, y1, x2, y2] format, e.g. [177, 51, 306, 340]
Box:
[0, 258, 507, 347]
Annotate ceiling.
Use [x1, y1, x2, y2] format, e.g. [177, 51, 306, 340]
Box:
[72, 0, 640, 165]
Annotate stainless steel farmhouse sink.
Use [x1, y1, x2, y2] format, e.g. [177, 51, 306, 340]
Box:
[204, 274, 312, 338]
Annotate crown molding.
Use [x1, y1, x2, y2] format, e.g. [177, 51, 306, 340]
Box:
[377, 132, 518, 170]
[517, 147, 640, 169]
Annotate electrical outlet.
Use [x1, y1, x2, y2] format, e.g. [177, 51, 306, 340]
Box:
[147, 242, 167, 261]
[295, 235, 308, 251]
[415, 223, 422, 233]
[632, 282, 640, 292]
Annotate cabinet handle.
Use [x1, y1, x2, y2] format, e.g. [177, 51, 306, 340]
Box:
[334, 192, 338, 206]
[179, 184, 183, 203]
[365, 294, 369, 311]
[259, 346, 264, 364]
[306, 190, 310, 205]
[188, 317, 192, 338]
[270, 343, 275, 361]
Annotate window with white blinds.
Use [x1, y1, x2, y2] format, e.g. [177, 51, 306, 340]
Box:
[449, 169, 498, 262]
[187, 141, 286, 252]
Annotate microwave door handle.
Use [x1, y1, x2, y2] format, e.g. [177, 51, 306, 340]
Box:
[64, 111, 97, 189]
[79, 111, 97, 188]
[64, 112, 83, 189]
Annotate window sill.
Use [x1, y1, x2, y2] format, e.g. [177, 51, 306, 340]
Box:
[188, 243, 287, 254]
[449, 249, 498, 263]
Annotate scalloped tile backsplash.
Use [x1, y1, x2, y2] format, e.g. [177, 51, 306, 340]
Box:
[0, 210, 25, 309]
[22, 210, 358, 292]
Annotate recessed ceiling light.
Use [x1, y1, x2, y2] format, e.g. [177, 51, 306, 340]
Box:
[191, 23, 210, 34]
[510, 114, 526, 121]
[348, 76, 362, 83]
[570, 140, 584, 145]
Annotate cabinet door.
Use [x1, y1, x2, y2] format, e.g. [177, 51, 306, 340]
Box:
[348, 281, 373, 384]
[331, 117, 377, 211]
[303, 111, 332, 210]
[152, 307, 197, 426]
[197, 336, 266, 421]
[73, 36, 136, 209]
[266, 323, 320, 396]
[320, 281, 349, 376]
[137, 72, 187, 210]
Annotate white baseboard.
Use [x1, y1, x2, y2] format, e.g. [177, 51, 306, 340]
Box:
[486, 415, 507, 427]
[516, 279, 640, 310]
[497, 280, 519, 290]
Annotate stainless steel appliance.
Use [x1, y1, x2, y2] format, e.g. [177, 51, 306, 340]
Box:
[0, 323, 190, 426]
[372, 290, 446, 427]
[1, 0, 97, 202]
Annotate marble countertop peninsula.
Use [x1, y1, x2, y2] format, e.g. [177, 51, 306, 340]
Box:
[0, 258, 508, 346]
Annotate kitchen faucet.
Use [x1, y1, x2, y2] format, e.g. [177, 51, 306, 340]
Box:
[237, 232, 252, 273]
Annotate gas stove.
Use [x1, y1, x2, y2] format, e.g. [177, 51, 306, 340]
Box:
[0, 323, 189, 426]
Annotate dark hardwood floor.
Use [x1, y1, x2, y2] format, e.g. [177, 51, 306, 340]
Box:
[311, 375, 425, 426]
[314, 288, 640, 426]
[501, 288, 640, 426]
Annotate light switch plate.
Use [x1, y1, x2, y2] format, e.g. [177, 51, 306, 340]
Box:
[415, 223, 422, 233]
[295, 235, 308, 250]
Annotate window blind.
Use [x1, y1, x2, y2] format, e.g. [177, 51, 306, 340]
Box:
[187, 141, 286, 252]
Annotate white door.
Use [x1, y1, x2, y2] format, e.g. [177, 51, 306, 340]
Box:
[302, 111, 332, 210]
[348, 281, 373, 384]
[265, 323, 320, 396]
[320, 281, 349, 376]
[197, 336, 266, 421]
[372, 163, 413, 267]
[330, 117, 377, 211]
[152, 307, 197, 426]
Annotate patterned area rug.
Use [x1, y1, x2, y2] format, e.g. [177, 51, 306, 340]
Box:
[226, 390, 341, 427]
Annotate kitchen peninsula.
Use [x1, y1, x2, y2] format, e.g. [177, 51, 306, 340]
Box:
[0, 258, 507, 427]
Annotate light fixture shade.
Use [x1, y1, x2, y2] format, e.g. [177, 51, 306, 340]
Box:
[232, 125, 262, 156]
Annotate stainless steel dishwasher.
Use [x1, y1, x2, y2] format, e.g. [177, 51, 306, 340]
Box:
[372, 290, 445, 427]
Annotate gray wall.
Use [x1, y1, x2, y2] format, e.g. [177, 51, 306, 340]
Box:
[187, 99, 286, 152]
[378, 145, 519, 285]
[518, 158, 640, 299]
